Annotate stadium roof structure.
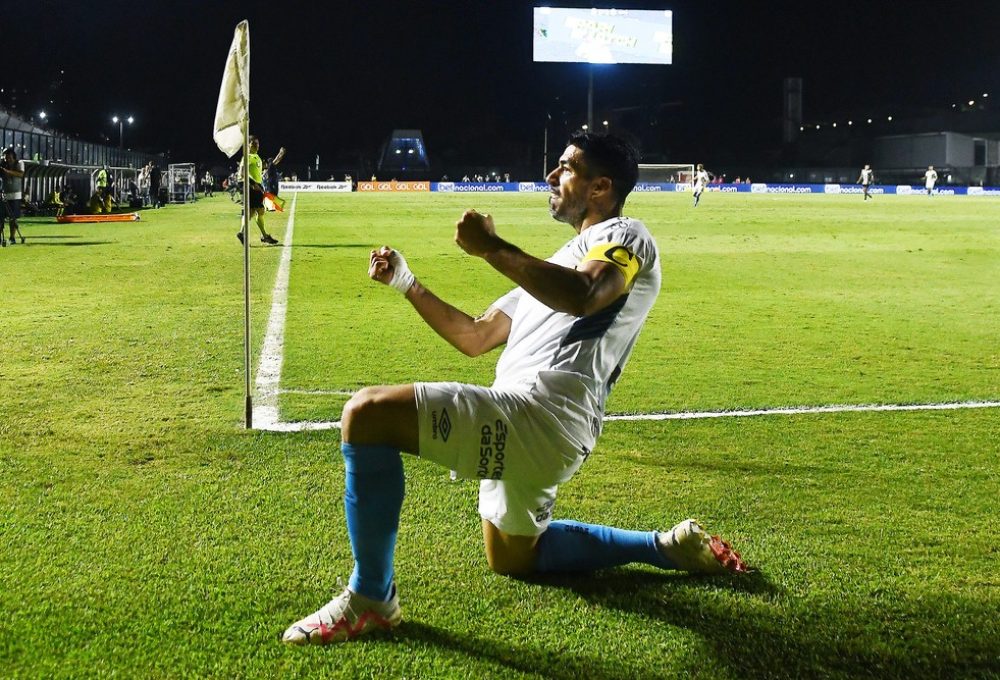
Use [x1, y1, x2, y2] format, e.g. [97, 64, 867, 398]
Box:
[377, 129, 429, 175]
[0, 107, 47, 135]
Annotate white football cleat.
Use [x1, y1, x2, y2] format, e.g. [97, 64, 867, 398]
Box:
[657, 519, 749, 575]
[282, 584, 402, 645]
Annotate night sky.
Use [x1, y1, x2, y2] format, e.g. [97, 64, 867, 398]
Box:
[6, 0, 1000, 174]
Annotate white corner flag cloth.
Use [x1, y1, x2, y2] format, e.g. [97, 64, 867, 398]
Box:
[213, 20, 250, 158]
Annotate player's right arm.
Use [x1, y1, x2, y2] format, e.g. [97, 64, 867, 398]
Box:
[369, 246, 511, 357]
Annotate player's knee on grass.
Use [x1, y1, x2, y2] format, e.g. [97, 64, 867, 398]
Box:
[482, 519, 539, 576]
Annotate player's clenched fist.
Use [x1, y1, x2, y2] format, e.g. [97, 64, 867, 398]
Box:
[455, 209, 500, 258]
[369, 246, 395, 284]
[369, 245, 416, 294]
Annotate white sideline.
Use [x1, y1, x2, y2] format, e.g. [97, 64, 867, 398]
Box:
[251, 194, 999, 432]
[252, 194, 297, 430]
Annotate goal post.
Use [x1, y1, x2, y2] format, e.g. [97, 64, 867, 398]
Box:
[638, 163, 694, 184]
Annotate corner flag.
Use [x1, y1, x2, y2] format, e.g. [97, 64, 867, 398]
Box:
[214, 20, 250, 158]
[263, 192, 286, 212]
[215, 20, 254, 429]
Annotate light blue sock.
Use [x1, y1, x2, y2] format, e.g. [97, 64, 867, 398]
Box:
[534, 520, 676, 573]
[341, 442, 404, 601]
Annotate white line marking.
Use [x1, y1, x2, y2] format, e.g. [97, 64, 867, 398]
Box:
[257, 400, 1000, 433]
[602, 400, 1000, 421]
[253, 195, 297, 430]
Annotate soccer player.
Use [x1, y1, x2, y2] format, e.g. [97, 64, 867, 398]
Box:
[692, 163, 710, 207]
[857, 164, 874, 201]
[235, 135, 279, 245]
[282, 133, 748, 646]
[264, 146, 286, 199]
[923, 165, 938, 195]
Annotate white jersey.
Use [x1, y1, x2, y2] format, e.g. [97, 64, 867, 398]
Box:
[489, 216, 661, 441]
[693, 170, 710, 190]
[859, 168, 873, 185]
[924, 170, 938, 187]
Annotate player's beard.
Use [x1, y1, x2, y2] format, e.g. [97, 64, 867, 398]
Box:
[549, 189, 586, 226]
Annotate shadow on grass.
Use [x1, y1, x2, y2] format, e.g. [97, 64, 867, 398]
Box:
[396, 620, 665, 680]
[532, 569, 999, 678]
[397, 570, 998, 679]
[15, 234, 83, 239]
[24, 240, 116, 247]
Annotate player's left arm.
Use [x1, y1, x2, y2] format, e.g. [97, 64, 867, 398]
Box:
[455, 209, 631, 317]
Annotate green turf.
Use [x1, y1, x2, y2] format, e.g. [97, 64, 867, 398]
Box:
[1, 193, 998, 678]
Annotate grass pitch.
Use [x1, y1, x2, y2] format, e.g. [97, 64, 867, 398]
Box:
[1, 192, 998, 678]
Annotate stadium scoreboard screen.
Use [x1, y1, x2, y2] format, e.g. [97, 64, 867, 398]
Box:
[533, 7, 673, 65]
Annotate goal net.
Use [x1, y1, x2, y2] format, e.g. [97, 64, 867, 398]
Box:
[638, 163, 694, 184]
[168, 163, 197, 203]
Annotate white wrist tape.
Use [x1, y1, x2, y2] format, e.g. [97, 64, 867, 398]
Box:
[388, 249, 416, 294]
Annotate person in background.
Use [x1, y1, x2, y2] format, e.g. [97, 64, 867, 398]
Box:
[265, 146, 287, 196]
[203, 169, 215, 197]
[857, 164, 874, 201]
[137, 163, 150, 206]
[692, 163, 711, 207]
[1, 147, 27, 245]
[86, 189, 105, 215]
[50, 186, 66, 217]
[923, 166, 938, 195]
[149, 161, 162, 208]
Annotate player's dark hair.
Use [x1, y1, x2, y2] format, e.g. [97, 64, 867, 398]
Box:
[568, 132, 639, 211]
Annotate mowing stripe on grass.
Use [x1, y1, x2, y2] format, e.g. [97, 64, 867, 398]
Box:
[253, 194, 297, 430]
[251, 195, 999, 432]
[278, 388, 356, 396]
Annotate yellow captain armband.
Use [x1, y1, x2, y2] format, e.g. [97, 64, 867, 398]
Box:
[582, 242, 642, 290]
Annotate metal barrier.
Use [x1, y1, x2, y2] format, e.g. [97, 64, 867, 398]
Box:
[22, 162, 142, 210]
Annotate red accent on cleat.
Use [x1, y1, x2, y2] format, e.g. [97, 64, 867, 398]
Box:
[709, 535, 750, 574]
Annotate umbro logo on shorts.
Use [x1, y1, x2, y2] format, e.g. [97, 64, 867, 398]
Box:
[431, 408, 452, 442]
[440, 409, 452, 442]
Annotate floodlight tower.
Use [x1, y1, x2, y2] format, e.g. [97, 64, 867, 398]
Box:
[532, 7, 673, 165]
[112, 115, 134, 149]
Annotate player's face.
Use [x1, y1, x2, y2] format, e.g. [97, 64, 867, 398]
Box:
[250, 139, 260, 153]
[546, 145, 592, 226]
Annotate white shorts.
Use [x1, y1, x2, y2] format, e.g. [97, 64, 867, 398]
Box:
[414, 381, 587, 536]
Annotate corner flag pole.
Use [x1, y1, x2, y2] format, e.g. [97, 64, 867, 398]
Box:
[242, 114, 252, 429]
[213, 20, 253, 429]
